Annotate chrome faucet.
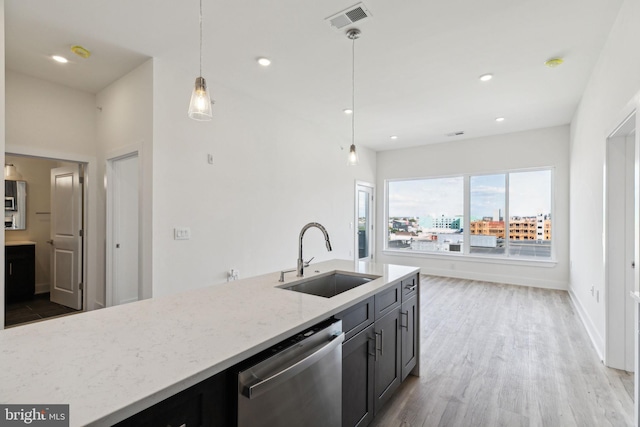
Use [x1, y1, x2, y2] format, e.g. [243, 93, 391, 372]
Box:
[298, 222, 332, 277]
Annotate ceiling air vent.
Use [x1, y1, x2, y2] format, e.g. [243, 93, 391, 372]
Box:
[326, 3, 372, 30]
[446, 131, 465, 137]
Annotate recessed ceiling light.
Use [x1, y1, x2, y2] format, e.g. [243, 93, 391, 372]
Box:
[390, 135, 398, 140]
[495, 117, 505, 122]
[257, 57, 271, 67]
[52, 55, 68, 64]
[343, 108, 353, 114]
[479, 74, 493, 82]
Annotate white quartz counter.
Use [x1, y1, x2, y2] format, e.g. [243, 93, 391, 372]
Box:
[0, 259, 419, 426]
[5, 240, 36, 246]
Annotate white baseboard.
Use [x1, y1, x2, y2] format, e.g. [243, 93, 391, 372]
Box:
[34, 283, 49, 294]
[420, 267, 568, 290]
[568, 287, 604, 361]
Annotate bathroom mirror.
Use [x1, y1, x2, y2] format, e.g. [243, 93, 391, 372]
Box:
[5, 180, 26, 230]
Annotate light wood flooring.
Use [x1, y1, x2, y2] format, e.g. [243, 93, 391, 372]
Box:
[371, 276, 634, 427]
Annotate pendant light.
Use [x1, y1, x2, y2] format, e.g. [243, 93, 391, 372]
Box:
[347, 28, 361, 166]
[4, 164, 22, 181]
[188, 0, 213, 121]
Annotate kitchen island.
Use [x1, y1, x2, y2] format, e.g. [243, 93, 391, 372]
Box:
[0, 259, 419, 426]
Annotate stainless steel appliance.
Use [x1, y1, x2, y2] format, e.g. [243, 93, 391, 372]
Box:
[5, 196, 15, 211]
[236, 318, 344, 427]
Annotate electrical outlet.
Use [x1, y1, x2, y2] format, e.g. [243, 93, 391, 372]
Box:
[227, 269, 239, 282]
[174, 227, 191, 240]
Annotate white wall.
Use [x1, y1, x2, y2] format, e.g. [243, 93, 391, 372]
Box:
[376, 125, 570, 290]
[96, 59, 153, 306]
[5, 71, 96, 156]
[569, 0, 640, 357]
[151, 51, 376, 297]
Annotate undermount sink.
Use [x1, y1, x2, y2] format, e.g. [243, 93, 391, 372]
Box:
[279, 271, 381, 298]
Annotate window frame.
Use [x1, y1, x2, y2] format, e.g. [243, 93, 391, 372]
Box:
[383, 167, 556, 264]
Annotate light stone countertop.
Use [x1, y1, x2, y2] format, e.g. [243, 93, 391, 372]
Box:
[0, 259, 419, 426]
[5, 240, 36, 246]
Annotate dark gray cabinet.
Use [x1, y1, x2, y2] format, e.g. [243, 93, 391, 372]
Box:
[342, 324, 375, 427]
[5, 244, 35, 303]
[339, 274, 419, 427]
[373, 306, 401, 414]
[401, 295, 418, 381]
[114, 371, 229, 427]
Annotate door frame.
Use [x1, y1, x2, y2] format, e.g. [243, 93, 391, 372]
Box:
[106, 148, 142, 307]
[604, 111, 636, 371]
[355, 181, 375, 261]
[2, 145, 96, 327]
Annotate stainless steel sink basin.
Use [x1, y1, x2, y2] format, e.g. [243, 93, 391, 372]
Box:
[279, 272, 380, 298]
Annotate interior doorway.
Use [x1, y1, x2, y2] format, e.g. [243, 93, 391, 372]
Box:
[4, 154, 85, 327]
[355, 182, 374, 261]
[106, 151, 141, 306]
[605, 112, 636, 372]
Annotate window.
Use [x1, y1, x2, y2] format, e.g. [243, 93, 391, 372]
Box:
[470, 174, 505, 255]
[508, 170, 551, 258]
[386, 168, 553, 260]
[387, 177, 463, 253]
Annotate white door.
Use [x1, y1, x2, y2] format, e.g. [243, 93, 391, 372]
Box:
[356, 183, 374, 261]
[50, 166, 83, 310]
[107, 153, 140, 306]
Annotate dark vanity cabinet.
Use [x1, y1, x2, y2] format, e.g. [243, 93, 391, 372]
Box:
[337, 274, 419, 427]
[5, 244, 35, 303]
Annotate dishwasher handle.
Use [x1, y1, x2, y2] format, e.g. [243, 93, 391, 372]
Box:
[244, 332, 345, 400]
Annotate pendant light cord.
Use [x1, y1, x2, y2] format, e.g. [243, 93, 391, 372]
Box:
[199, 0, 203, 77]
[351, 34, 355, 147]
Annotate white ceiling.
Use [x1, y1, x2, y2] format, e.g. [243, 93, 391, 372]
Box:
[5, 0, 624, 151]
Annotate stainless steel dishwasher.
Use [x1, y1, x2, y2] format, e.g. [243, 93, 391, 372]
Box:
[236, 318, 344, 427]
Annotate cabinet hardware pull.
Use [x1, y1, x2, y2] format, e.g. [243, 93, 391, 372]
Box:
[375, 330, 384, 356]
[9, 262, 12, 276]
[400, 310, 409, 329]
[374, 331, 383, 360]
[405, 284, 416, 291]
[368, 335, 376, 359]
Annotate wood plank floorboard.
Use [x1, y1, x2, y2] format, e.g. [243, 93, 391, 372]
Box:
[370, 276, 634, 427]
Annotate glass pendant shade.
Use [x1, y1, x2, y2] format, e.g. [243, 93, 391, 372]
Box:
[348, 144, 359, 166]
[4, 164, 22, 180]
[188, 77, 212, 121]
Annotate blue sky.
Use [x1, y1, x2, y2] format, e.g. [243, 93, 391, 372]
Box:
[388, 170, 551, 219]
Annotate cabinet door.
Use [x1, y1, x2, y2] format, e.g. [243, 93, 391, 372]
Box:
[401, 296, 418, 381]
[401, 274, 418, 301]
[374, 282, 400, 320]
[5, 245, 35, 302]
[114, 372, 229, 427]
[342, 324, 375, 427]
[374, 308, 401, 414]
[335, 296, 374, 341]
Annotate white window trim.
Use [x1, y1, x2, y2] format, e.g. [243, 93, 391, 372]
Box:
[384, 166, 556, 264]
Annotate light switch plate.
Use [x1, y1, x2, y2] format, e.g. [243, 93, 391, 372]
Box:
[174, 227, 191, 240]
